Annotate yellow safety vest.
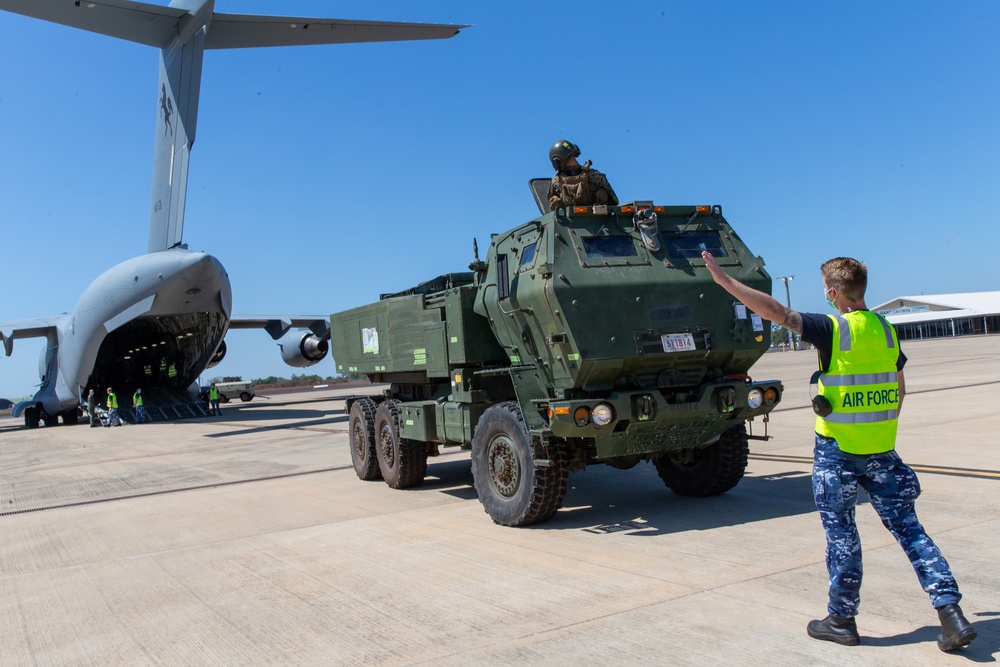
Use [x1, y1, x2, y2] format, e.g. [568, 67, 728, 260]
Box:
[107, 392, 118, 410]
[134, 393, 143, 407]
[815, 311, 900, 455]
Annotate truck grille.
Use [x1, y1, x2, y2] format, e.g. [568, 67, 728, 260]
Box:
[628, 359, 706, 389]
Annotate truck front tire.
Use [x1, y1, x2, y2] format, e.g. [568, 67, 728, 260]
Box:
[471, 402, 568, 527]
[374, 400, 427, 489]
[654, 423, 749, 497]
[349, 398, 381, 481]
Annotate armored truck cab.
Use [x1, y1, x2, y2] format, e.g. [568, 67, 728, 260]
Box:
[330, 198, 783, 526]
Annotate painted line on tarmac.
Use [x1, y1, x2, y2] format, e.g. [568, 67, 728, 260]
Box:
[0, 465, 353, 518]
[750, 453, 1000, 480]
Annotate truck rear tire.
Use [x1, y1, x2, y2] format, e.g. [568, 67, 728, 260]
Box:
[471, 402, 568, 527]
[374, 400, 427, 489]
[349, 398, 381, 481]
[219, 394, 230, 404]
[239, 392, 252, 402]
[654, 423, 749, 497]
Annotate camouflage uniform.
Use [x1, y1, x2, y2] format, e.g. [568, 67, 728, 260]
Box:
[813, 434, 961, 617]
[547, 165, 618, 209]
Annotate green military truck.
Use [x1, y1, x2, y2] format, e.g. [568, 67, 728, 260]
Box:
[331, 186, 783, 526]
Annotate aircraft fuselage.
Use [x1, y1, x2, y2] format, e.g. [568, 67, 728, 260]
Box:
[33, 248, 231, 419]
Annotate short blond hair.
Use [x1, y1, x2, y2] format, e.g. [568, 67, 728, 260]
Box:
[821, 257, 867, 301]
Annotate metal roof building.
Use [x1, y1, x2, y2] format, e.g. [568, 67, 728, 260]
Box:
[872, 292, 1000, 340]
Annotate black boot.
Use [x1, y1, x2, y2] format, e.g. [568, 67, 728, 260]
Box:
[937, 604, 976, 652]
[807, 615, 860, 646]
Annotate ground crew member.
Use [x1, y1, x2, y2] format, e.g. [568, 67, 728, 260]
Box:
[701, 252, 976, 653]
[167, 362, 178, 387]
[208, 384, 221, 416]
[546, 139, 618, 210]
[86, 389, 99, 428]
[133, 389, 148, 423]
[105, 387, 122, 427]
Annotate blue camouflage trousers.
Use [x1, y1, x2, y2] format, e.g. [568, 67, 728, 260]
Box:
[812, 434, 961, 618]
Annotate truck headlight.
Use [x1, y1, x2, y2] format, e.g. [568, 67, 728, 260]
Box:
[748, 388, 764, 410]
[592, 403, 615, 427]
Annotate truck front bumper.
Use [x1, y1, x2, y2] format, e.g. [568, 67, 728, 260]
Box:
[541, 379, 782, 456]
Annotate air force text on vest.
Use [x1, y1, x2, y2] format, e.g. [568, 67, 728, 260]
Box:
[841, 388, 900, 409]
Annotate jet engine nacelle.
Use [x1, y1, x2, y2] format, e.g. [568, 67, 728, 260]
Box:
[278, 329, 329, 368]
[205, 340, 227, 369]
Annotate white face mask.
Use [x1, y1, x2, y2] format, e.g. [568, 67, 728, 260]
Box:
[825, 286, 837, 310]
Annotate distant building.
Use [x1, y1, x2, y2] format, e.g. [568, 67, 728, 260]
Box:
[873, 292, 1000, 341]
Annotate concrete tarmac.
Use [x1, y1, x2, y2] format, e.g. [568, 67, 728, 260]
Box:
[1, 336, 998, 666]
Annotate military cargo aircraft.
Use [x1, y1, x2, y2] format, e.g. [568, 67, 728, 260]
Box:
[0, 0, 464, 427]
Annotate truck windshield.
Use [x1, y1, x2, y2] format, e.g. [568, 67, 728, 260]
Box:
[662, 231, 729, 259]
[583, 236, 638, 258]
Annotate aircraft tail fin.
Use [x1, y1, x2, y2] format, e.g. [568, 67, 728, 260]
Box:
[149, 10, 207, 252]
[0, 0, 466, 253]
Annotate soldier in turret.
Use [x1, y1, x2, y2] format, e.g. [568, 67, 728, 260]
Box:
[546, 140, 618, 210]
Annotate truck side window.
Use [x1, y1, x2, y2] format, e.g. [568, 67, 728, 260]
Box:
[518, 241, 538, 270]
[497, 254, 510, 300]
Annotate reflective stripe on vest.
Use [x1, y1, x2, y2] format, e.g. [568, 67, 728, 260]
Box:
[815, 311, 900, 454]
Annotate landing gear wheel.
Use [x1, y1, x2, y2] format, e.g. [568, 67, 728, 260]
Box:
[654, 423, 749, 497]
[43, 411, 59, 427]
[24, 406, 40, 429]
[471, 401, 568, 527]
[239, 392, 252, 402]
[349, 398, 381, 481]
[374, 400, 427, 489]
[62, 409, 79, 425]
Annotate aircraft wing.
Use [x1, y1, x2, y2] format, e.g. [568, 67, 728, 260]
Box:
[0, 0, 186, 48]
[0, 316, 63, 357]
[0, 1, 466, 50]
[227, 315, 330, 341]
[205, 14, 468, 50]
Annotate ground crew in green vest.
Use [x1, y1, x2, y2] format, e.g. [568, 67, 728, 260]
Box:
[167, 362, 178, 387]
[133, 389, 149, 423]
[105, 387, 122, 427]
[701, 252, 976, 653]
[208, 384, 221, 416]
[546, 139, 618, 210]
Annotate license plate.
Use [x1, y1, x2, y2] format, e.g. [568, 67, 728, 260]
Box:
[661, 333, 697, 353]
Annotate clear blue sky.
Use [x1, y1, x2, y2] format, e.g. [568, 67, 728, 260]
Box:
[1, 1, 998, 399]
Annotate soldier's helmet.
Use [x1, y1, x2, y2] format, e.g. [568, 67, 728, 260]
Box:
[549, 139, 581, 170]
